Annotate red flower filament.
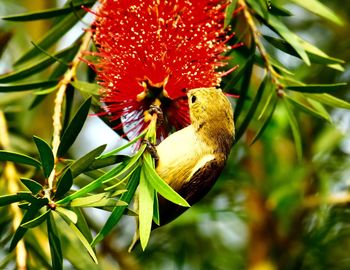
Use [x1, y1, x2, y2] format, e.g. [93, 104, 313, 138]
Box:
[90, 0, 234, 137]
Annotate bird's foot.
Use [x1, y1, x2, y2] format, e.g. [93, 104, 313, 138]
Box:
[142, 139, 159, 161]
[148, 104, 164, 126]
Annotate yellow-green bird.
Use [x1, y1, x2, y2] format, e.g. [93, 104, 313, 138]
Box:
[155, 87, 235, 226]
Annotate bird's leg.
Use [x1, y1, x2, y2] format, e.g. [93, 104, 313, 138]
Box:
[148, 104, 164, 126]
[142, 139, 159, 161]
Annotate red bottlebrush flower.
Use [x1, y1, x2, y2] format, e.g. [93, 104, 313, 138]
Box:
[90, 0, 233, 138]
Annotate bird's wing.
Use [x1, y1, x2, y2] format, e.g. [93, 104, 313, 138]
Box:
[157, 157, 225, 226]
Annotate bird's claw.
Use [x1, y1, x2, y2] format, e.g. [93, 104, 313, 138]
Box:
[142, 139, 159, 161]
[148, 104, 164, 126]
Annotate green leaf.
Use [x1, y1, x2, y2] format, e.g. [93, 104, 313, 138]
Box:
[29, 41, 81, 109]
[234, 51, 255, 121]
[56, 207, 78, 224]
[21, 209, 51, 228]
[56, 164, 124, 204]
[15, 9, 88, 65]
[290, 0, 343, 25]
[58, 210, 99, 264]
[306, 93, 350, 110]
[91, 167, 141, 246]
[263, 35, 344, 66]
[283, 98, 302, 161]
[268, 16, 309, 65]
[0, 80, 58, 92]
[1, 0, 96, 21]
[70, 144, 107, 178]
[71, 81, 100, 96]
[10, 199, 46, 250]
[62, 85, 75, 134]
[268, 4, 293, 16]
[0, 150, 41, 168]
[55, 169, 73, 199]
[0, 194, 22, 206]
[153, 192, 160, 226]
[88, 155, 127, 171]
[47, 212, 63, 270]
[69, 222, 98, 264]
[224, 0, 238, 27]
[236, 76, 268, 141]
[57, 97, 92, 157]
[139, 167, 155, 250]
[73, 207, 93, 243]
[20, 178, 43, 194]
[71, 193, 127, 208]
[251, 97, 277, 145]
[0, 44, 78, 83]
[285, 94, 332, 123]
[286, 83, 347, 93]
[143, 153, 190, 207]
[97, 130, 146, 159]
[102, 145, 146, 184]
[33, 136, 54, 178]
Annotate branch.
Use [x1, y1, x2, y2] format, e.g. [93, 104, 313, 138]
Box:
[48, 32, 92, 190]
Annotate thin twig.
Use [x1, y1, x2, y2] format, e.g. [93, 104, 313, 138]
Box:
[238, 0, 284, 91]
[48, 32, 92, 190]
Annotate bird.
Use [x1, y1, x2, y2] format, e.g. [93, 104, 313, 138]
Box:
[154, 87, 235, 226]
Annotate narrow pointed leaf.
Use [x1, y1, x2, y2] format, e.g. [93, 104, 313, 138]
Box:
[47, 212, 63, 270]
[286, 83, 347, 93]
[0, 150, 41, 168]
[20, 178, 43, 194]
[33, 136, 54, 178]
[97, 130, 146, 159]
[29, 41, 81, 109]
[88, 154, 126, 171]
[70, 144, 107, 178]
[1, 1, 96, 21]
[70, 193, 108, 207]
[283, 98, 303, 161]
[68, 222, 98, 263]
[57, 97, 92, 157]
[0, 194, 22, 206]
[306, 93, 350, 110]
[143, 153, 189, 207]
[236, 76, 268, 141]
[102, 145, 145, 184]
[234, 52, 254, 121]
[139, 167, 155, 250]
[58, 210, 98, 264]
[57, 164, 124, 204]
[92, 167, 140, 246]
[153, 192, 160, 226]
[263, 35, 344, 66]
[73, 207, 93, 243]
[56, 207, 78, 224]
[285, 95, 331, 122]
[290, 0, 343, 25]
[0, 80, 58, 92]
[0, 44, 78, 83]
[251, 98, 277, 145]
[71, 81, 100, 96]
[15, 9, 88, 65]
[10, 202, 44, 250]
[55, 169, 73, 199]
[21, 209, 51, 228]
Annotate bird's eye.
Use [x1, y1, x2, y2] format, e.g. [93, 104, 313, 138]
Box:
[191, 95, 197, 103]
